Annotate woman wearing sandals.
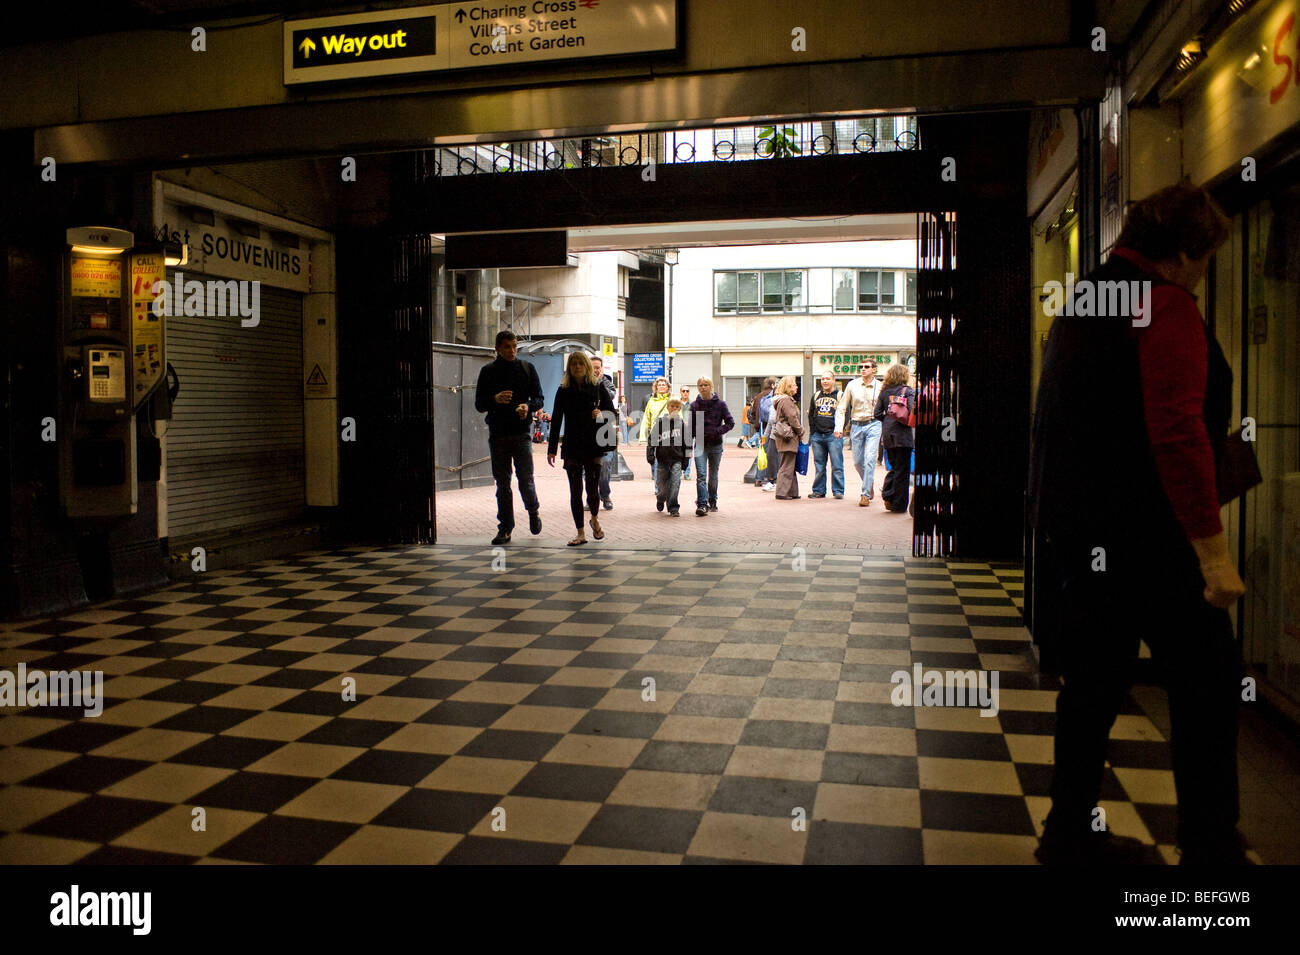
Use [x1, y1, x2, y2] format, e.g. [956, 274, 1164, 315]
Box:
[548, 351, 617, 546]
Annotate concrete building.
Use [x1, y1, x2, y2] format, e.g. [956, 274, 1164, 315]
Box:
[668, 239, 917, 413]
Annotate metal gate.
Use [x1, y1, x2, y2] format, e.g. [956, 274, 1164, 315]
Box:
[338, 233, 437, 544]
[914, 211, 958, 557]
[165, 278, 305, 538]
[432, 344, 495, 492]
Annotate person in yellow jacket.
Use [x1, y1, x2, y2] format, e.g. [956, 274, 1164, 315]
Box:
[639, 377, 672, 480]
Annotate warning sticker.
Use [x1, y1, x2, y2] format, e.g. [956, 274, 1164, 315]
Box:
[305, 363, 329, 396]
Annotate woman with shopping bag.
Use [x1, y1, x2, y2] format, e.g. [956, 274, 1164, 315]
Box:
[769, 376, 805, 500]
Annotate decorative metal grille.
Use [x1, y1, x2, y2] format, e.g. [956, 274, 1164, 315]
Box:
[407, 116, 920, 180]
[914, 210, 959, 557]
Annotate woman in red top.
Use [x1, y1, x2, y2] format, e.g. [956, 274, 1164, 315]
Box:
[1029, 183, 1248, 866]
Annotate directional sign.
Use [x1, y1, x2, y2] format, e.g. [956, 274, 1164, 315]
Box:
[285, 1, 678, 85]
[285, 6, 445, 84]
[446, 0, 677, 68]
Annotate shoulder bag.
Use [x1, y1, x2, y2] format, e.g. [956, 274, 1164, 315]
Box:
[771, 396, 795, 440]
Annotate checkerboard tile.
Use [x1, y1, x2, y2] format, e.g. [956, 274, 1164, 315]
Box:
[0, 546, 1193, 864]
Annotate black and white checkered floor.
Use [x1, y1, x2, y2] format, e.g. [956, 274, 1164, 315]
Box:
[0, 545, 1193, 864]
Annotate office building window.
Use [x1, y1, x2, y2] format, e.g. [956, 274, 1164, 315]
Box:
[762, 270, 784, 311]
[715, 272, 737, 312]
[737, 271, 760, 313]
[833, 269, 856, 311]
[715, 270, 807, 313]
[784, 270, 804, 310]
[833, 269, 915, 312]
[857, 270, 897, 310]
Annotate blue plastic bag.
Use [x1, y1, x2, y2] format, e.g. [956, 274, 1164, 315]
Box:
[795, 441, 810, 476]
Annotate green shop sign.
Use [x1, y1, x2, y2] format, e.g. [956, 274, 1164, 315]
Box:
[818, 353, 894, 376]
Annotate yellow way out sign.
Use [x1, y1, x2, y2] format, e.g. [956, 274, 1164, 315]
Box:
[287, 7, 441, 84]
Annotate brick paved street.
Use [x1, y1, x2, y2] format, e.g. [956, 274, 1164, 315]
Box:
[436, 441, 911, 553]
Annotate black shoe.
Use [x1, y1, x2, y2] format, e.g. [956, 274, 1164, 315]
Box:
[602, 499, 613, 511]
[1035, 830, 1163, 866]
[1179, 831, 1252, 866]
[528, 511, 541, 535]
[491, 531, 511, 545]
[708, 503, 718, 511]
[696, 506, 708, 516]
[668, 509, 680, 516]
[656, 499, 664, 512]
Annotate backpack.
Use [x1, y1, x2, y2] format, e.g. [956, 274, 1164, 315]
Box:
[759, 392, 773, 426]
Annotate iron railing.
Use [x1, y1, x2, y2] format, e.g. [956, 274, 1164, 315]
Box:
[412, 115, 920, 179]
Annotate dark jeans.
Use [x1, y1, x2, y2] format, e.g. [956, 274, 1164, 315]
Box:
[694, 442, 724, 506]
[598, 449, 614, 502]
[881, 445, 911, 510]
[1043, 532, 1242, 854]
[489, 433, 539, 533]
[565, 457, 602, 530]
[763, 436, 779, 484]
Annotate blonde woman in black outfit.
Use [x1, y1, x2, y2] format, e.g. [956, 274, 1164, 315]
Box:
[873, 363, 914, 512]
[547, 352, 617, 546]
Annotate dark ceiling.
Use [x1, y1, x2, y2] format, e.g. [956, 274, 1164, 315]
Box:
[1, 1, 417, 46]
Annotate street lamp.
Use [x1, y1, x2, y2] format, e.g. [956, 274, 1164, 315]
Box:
[663, 248, 678, 386]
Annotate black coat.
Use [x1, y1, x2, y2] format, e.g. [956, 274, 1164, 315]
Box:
[874, 384, 914, 449]
[475, 357, 544, 436]
[548, 379, 617, 466]
[1027, 253, 1231, 543]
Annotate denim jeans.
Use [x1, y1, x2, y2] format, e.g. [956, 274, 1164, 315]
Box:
[489, 433, 539, 533]
[598, 449, 614, 502]
[693, 442, 724, 507]
[655, 460, 683, 511]
[809, 431, 844, 497]
[849, 420, 882, 498]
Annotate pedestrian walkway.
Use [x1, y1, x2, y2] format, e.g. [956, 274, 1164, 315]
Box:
[437, 443, 911, 552]
[3, 544, 1291, 864]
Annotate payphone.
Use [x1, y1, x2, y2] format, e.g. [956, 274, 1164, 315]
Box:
[58, 226, 169, 519]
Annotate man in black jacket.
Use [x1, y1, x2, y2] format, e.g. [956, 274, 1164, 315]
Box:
[592, 356, 618, 511]
[475, 331, 544, 545]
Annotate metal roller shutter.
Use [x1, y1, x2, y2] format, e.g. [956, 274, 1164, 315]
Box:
[164, 278, 306, 538]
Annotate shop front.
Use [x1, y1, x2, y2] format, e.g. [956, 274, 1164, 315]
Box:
[1178, 0, 1300, 715]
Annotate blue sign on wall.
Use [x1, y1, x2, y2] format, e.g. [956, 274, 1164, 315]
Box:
[632, 353, 666, 383]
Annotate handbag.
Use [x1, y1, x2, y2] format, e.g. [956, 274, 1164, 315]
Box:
[889, 391, 910, 424]
[756, 445, 768, 471]
[795, 441, 810, 475]
[771, 396, 795, 440]
[1217, 429, 1262, 505]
